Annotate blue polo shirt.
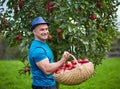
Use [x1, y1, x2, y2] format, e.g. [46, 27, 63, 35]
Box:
[28, 40, 56, 87]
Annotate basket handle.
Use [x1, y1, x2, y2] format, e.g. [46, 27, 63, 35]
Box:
[70, 54, 81, 68]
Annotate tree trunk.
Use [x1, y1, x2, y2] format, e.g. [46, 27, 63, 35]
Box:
[0, 39, 5, 59]
[56, 82, 60, 89]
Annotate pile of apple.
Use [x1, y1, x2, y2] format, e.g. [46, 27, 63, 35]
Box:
[54, 58, 89, 74]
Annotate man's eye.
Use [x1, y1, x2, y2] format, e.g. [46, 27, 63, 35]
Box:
[40, 29, 44, 31]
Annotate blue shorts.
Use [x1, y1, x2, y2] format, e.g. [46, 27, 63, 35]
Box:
[32, 85, 57, 89]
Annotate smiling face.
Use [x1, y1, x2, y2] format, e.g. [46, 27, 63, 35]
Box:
[33, 24, 49, 42]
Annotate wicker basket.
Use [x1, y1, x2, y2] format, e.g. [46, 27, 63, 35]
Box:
[54, 54, 94, 85]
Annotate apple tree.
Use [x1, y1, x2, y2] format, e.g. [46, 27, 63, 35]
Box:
[0, 0, 119, 69]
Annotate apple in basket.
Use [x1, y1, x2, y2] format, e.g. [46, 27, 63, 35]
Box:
[65, 61, 78, 70]
[72, 64, 77, 68]
[54, 63, 66, 74]
[65, 61, 73, 70]
[77, 59, 82, 63]
[65, 61, 72, 67]
[71, 60, 77, 65]
[78, 58, 89, 64]
[54, 60, 79, 74]
[71, 60, 77, 68]
[55, 68, 64, 74]
[81, 58, 89, 63]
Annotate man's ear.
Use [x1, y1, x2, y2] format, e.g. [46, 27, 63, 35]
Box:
[32, 29, 37, 35]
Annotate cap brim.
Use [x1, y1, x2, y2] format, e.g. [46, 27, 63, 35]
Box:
[31, 23, 50, 31]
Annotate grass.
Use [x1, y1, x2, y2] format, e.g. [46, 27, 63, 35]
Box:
[0, 60, 32, 89]
[0, 58, 120, 89]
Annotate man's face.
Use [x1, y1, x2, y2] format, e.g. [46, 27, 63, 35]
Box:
[33, 24, 49, 42]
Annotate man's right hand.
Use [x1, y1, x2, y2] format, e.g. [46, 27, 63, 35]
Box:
[62, 51, 70, 61]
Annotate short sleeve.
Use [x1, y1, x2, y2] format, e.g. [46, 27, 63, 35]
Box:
[32, 47, 47, 63]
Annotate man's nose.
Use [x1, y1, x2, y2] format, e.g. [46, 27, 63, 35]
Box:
[45, 30, 49, 33]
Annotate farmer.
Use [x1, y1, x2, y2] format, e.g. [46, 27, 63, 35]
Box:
[28, 16, 70, 89]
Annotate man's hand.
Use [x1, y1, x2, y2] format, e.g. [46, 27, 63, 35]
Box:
[62, 51, 70, 60]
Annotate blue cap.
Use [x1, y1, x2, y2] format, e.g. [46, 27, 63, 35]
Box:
[31, 16, 49, 31]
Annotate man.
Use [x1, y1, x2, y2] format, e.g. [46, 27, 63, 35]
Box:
[28, 16, 70, 89]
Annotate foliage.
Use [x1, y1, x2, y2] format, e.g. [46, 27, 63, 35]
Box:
[0, 0, 120, 66]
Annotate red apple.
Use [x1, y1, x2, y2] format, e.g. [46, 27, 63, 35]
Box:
[77, 59, 82, 63]
[66, 66, 73, 70]
[55, 70, 61, 74]
[49, 7, 53, 12]
[82, 58, 89, 63]
[65, 61, 72, 67]
[48, 1, 54, 7]
[48, 34, 52, 40]
[65, 61, 73, 70]
[18, 1, 23, 8]
[90, 14, 97, 20]
[14, 6, 18, 14]
[45, 6, 53, 13]
[15, 35, 22, 41]
[55, 69, 64, 74]
[60, 65, 66, 71]
[96, 2, 102, 8]
[57, 29, 62, 34]
[71, 60, 76, 65]
[72, 64, 76, 69]
[45, 8, 48, 12]
[24, 68, 30, 73]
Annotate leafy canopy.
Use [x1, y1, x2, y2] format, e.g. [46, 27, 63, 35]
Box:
[0, 0, 119, 66]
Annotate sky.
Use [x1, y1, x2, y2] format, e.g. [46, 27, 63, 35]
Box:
[117, 4, 120, 31]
